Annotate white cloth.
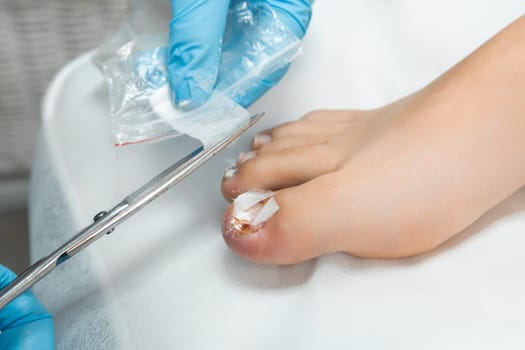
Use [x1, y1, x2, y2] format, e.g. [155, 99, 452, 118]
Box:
[31, 1, 525, 349]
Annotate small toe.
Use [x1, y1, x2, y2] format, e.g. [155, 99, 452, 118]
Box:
[222, 144, 343, 200]
[251, 111, 357, 151]
[268, 119, 348, 141]
[255, 135, 329, 155]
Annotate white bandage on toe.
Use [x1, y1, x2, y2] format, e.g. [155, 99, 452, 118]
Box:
[223, 166, 238, 179]
[231, 190, 280, 234]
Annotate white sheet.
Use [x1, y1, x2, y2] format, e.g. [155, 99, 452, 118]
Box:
[31, 1, 525, 349]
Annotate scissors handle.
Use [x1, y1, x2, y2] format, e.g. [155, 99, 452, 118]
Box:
[0, 113, 264, 309]
[0, 200, 124, 309]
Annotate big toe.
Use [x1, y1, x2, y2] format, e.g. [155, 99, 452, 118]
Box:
[222, 174, 349, 264]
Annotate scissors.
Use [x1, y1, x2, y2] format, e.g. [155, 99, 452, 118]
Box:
[0, 112, 264, 309]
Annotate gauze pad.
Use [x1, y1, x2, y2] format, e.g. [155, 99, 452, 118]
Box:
[232, 190, 280, 233]
[147, 86, 250, 148]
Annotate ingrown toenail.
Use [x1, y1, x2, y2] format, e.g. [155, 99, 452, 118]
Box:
[230, 190, 279, 235]
[238, 151, 256, 164]
[223, 165, 238, 179]
[253, 134, 272, 148]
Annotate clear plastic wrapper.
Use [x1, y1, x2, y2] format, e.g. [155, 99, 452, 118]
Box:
[93, 1, 301, 147]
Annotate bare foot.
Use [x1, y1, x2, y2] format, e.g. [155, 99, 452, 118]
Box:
[221, 16, 525, 264]
[221, 92, 525, 263]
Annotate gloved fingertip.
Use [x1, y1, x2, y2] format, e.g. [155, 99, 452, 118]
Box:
[0, 265, 16, 288]
[173, 79, 211, 111]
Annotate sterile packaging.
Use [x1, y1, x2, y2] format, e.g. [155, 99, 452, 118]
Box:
[93, 1, 301, 147]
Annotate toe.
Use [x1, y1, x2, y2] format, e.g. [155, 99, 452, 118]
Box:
[267, 119, 348, 141]
[222, 174, 349, 264]
[255, 135, 330, 155]
[300, 109, 363, 123]
[223, 166, 444, 264]
[251, 111, 356, 151]
[222, 144, 343, 200]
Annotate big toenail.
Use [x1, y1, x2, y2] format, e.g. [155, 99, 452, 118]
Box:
[238, 151, 256, 164]
[253, 134, 272, 148]
[230, 190, 279, 235]
[223, 165, 238, 179]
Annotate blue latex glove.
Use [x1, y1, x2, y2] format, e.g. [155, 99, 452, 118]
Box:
[0, 265, 54, 349]
[168, 0, 313, 109]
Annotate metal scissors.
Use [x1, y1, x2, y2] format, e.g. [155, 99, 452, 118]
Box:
[0, 112, 264, 309]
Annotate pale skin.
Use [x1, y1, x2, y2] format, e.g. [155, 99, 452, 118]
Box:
[221, 15, 525, 264]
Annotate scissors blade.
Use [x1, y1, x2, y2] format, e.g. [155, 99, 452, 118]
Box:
[0, 112, 264, 309]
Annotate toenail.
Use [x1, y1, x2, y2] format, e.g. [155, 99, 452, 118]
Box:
[223, 165, 238, 179]
[253, 134, 272, 148]
[229, 190, 279, 235]
[238, 151, 256, 164]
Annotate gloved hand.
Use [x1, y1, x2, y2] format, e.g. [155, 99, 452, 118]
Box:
[0, 265, 54, 350]
[168, 0, 313, 109]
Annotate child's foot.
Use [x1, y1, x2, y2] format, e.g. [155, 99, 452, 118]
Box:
[220, 15, 525, 264]
[221, 88, 525, 264]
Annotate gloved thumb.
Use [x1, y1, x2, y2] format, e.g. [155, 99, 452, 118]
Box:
[168, 0, 230, 110]
[228, 0, 313, 108]
[0, 265, 54, 349]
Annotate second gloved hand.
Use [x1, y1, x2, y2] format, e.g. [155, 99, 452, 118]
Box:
[0, 265, 54, 349]
[168, 0, 313, 109]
